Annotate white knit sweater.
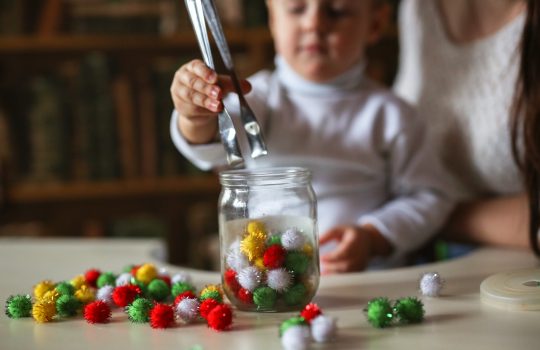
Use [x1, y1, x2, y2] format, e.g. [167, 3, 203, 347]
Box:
[393, 0, 525, 199]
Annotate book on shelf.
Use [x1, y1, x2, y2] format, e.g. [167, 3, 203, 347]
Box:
[137, 68, 158, 178]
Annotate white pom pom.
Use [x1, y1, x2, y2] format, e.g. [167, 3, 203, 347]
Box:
[281, 228, 306, 251]
[420, 272, 444, 297]
[96, 285, 114, 305]
[311, 315, 337, 343]
[171, 271, 192, 285]
[266, 268, 292, 292]
[226, 240, 249, 271]
[237, 266, 263, 292]
[115, 273, 132, 287]
[158, 267, 169, 276]
[281, 325, 311, 350]
[175, 297, 200, 323]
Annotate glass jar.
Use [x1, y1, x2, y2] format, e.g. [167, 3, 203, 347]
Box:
[218, 167, 319, 312]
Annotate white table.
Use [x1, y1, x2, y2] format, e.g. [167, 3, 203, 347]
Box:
[1, 238, 539, 350]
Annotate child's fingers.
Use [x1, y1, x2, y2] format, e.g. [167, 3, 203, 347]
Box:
[319, 227, 344, 245]
[218, 77, 252, 95]
[321, 261, 350, 274]
[186, 59, 218, 83]
[320, 231, 356, 262]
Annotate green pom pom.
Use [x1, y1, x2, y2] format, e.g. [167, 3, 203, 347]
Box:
[394, 297, 424, 324]
[171, 282, 195, 297]
[279, 316, 307, 336]
[147, 279, 170, 302]
[97, 272, 116, 288]
[127, 298, 154, 323]
[253, 286, 277, 310]
[56, 295, 81, 317]
[283, 283, 307, 306]
[267, 235, 281, 246]
[200, 290, 222, 303]
[130, 277, 148, 296]
[366, 297, 394, 328]
[55, 282, 75, 296]
[5, 295, 32, 318]
[285, 252, 309, 274]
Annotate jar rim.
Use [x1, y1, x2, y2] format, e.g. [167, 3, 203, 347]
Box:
[219, 167, 311, 186]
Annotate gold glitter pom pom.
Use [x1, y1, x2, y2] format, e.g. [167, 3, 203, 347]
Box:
[136, 263, 158, 284]
[241, 230, 267, 261]
[32, 300, 56, 323]
[247, 221, 267, 236]
[70, 275, 86, 290]
[74, 285, 95, 304]
[34, 280, 55, 300]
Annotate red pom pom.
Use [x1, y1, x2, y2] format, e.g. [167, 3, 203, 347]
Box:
[236, 288, 253, 304]
[112, 285, 141, 307]
[207, 304, 233, 331]
[84, 269, 101, 288]
[174, 291, 197, 306]
[149, 304, 175, 329]
[199, 298, 220, 320]
[263, 245, 286, 269]
[159, 275, 171, 287]
[300, 303, 322, 322]
[224, 269, 241, 293]
[130, 265, 141, 277]
[84, 300, 111, 324]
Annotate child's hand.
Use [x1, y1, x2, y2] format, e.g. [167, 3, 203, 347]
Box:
[319, 224, 392, 274]
[170, 59, 251, 144]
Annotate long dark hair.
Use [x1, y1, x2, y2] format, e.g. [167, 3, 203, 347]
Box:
[512, 0, 540, 256]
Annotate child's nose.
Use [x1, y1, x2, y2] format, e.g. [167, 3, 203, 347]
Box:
[302, 7, 329, 33]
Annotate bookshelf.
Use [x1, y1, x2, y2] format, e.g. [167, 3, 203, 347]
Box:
[0, 0, 272, 268]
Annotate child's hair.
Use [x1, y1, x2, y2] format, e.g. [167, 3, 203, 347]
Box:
[512, 0, 540, 256]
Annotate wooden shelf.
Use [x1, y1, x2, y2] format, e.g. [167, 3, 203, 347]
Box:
[6, 176, 220, 203]
[0, 28, 272, 54]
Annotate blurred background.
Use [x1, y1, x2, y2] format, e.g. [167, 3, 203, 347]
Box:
[0, 0, 399, 269]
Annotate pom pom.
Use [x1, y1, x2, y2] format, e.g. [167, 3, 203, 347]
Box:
[115, 273, 132, 287]
[174, 291, 197, 306]
[149, 303, 175, 329]
[175, 297, 200, 323]
[285, 252, 309, 274]
[96, 272, 116, 288]
[226, 240, 250, 271]
[420, 272, 444, 297]
[41, 290, 61, 303]
[263, 245, 286, 269]
[207, 304, 233, 331]
[171, 271, 192, 285]
[5, 295, 32, 318]
[56, 295, 81, 318]
[281, 228, 305, 251]
[32, 300, 56, 323]
[70, 275, 86, 290]
[147, 279, 170, 302]
[159, 275, 171, 287]
[96, 285, 114, 306]
[136, 263, 158, 285]
[302, 243, 313, 257]
[200, 285, 223, 303]
[283, 283, 307, 306]
[130, 265, 141, 277]
[224, 269, 241, 293]
[279, 316, 308, 336]
[84, 300, 111, 324]
[55, 282, 75, 296]
[253, 286, 277, 310]
[311, 315, 337, 343]
[74, 285, 95, 304]
[281, 325, 311, 350]
[266, 268, 292, 292]
[84, 269, 101, 288]
[247, 220, 267, 235]
[253, 257, 266, 271]
[237, 266, 263, 292]
[199, 298, 220, 320]
[241, 230, 267, 261]
[171, 282, 195, 297]
[127, 298, 154, 323]
[300, 303, 322, 323]
[34, 280, 55, 300]
[236, 288, 253, 304]
[365, 297, 393, 328]
[267, 234, 282, 246]
[112, 285, 141, 307]
[393, 297, 424, 324]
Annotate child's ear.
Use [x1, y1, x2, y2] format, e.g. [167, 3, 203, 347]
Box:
[367, 3, 391, 45]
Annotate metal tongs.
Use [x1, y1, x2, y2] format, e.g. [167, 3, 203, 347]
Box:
[184, 0, 268, 167]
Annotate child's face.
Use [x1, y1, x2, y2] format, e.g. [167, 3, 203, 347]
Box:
[267, 0, 388, 82]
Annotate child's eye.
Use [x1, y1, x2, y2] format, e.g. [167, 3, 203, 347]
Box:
[287, 5, 306, 15]
[325, 5, 349, 18]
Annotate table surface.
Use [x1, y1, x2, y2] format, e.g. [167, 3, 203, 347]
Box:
[1, 237, 539, 350]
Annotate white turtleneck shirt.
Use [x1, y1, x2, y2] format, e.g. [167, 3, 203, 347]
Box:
[171, 56, 455, 263]
[393, 0, 525, 198]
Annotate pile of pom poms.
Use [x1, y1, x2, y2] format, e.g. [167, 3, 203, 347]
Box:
[279, 303, 337, 350]
[4, 263, 233, 331]
[223, 220, 317, 311]
[364, 296, 425, 329]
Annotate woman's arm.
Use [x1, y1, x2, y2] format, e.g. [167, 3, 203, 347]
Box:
[443, 193, 530, 248]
